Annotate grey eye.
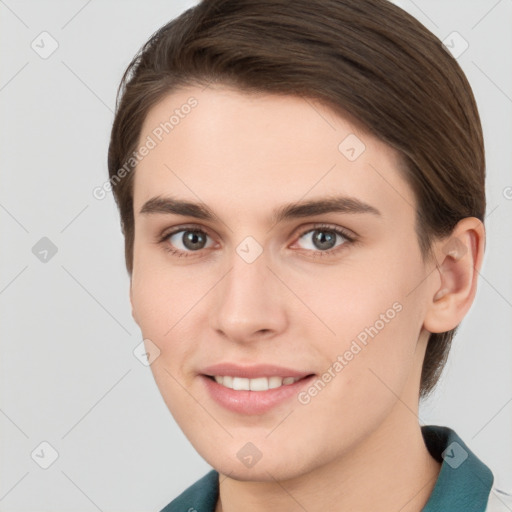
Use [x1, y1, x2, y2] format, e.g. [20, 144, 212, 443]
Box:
[297, 229, 347, 251]
[169, 230, 213, 251]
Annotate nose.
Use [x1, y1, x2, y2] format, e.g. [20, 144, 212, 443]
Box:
[210, 248, 288, 344]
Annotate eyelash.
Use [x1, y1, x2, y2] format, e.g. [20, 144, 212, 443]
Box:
[157, 223, 356, 259]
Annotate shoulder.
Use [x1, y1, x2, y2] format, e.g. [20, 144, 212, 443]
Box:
[159, 469, 219, 512]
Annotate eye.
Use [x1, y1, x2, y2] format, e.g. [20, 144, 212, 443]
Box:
[294, 225, 353, 253]
[163, 228, 215, 254]
[158, 224, 355, 258]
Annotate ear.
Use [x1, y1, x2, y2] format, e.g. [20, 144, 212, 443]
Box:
[423, 217, 485, 334]
[129, 278, 139, 325]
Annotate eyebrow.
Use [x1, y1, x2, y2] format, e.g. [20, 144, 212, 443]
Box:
[139, 195, 381, 224]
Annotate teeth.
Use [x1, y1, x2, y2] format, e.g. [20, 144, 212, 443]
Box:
[268, 376, 283, 389]
[232, 377, 250, 390]
[250, 377, 268, 391]
[212, 375, 302, 391]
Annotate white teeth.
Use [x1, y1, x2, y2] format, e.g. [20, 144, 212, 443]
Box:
[268, 376, 283, 389]
[249, 377, 269, 391]
[232, 377, 250, 390]
[212, 375, 302, 391]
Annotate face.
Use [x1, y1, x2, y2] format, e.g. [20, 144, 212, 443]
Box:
[130, 85, 435, 480]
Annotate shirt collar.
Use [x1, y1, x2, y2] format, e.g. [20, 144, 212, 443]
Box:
[421, 425, 493, 511]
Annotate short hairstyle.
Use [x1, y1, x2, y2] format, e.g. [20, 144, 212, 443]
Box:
[107, 0, 486, 398]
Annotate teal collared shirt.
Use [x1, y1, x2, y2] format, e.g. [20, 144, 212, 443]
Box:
[161, 425, 497, 512]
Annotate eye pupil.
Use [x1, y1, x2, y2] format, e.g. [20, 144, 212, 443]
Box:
[183, 230, 206, 250]
[313, 230, 337, 250]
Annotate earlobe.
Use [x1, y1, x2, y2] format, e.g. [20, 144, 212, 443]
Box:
[423, 217, 485, 334]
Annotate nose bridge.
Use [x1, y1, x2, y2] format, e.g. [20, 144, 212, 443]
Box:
[211, 243, 286, 339]
[221, 246, 273, 313]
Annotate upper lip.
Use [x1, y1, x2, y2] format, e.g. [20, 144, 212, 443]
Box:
[201, 363, 314, 379]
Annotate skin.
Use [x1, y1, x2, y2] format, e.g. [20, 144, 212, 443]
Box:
[129, 85, 485, 512]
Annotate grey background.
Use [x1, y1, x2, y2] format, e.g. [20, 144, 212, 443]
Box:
[1, 0, 511, 510]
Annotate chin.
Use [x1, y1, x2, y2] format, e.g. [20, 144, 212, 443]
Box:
[203, 447, 311, 482]
[216, 464, 300, 482]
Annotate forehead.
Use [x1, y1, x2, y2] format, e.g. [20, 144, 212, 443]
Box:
[133, 85, 415, 223]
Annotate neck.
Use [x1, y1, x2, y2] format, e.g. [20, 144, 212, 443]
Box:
[215, 405, 441, 512]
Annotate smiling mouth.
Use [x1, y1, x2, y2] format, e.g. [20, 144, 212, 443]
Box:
[205, 374, 314, 391]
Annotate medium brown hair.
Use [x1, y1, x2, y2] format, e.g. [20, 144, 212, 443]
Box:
[107, 0, 485, 398]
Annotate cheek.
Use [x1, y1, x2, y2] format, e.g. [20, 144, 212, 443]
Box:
[131, 272, 171, 339]
[294, 296, 421, 462]
[285, 247, 421, 344]
[130, 264, 200, 412]
[294, 247, 425, 400]
[131, 245, 210, 337]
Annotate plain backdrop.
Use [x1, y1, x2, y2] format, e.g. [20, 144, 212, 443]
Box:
[1, 0, 511, 510]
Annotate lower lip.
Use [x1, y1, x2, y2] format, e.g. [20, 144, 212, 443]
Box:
[200, 374, 315, 415]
